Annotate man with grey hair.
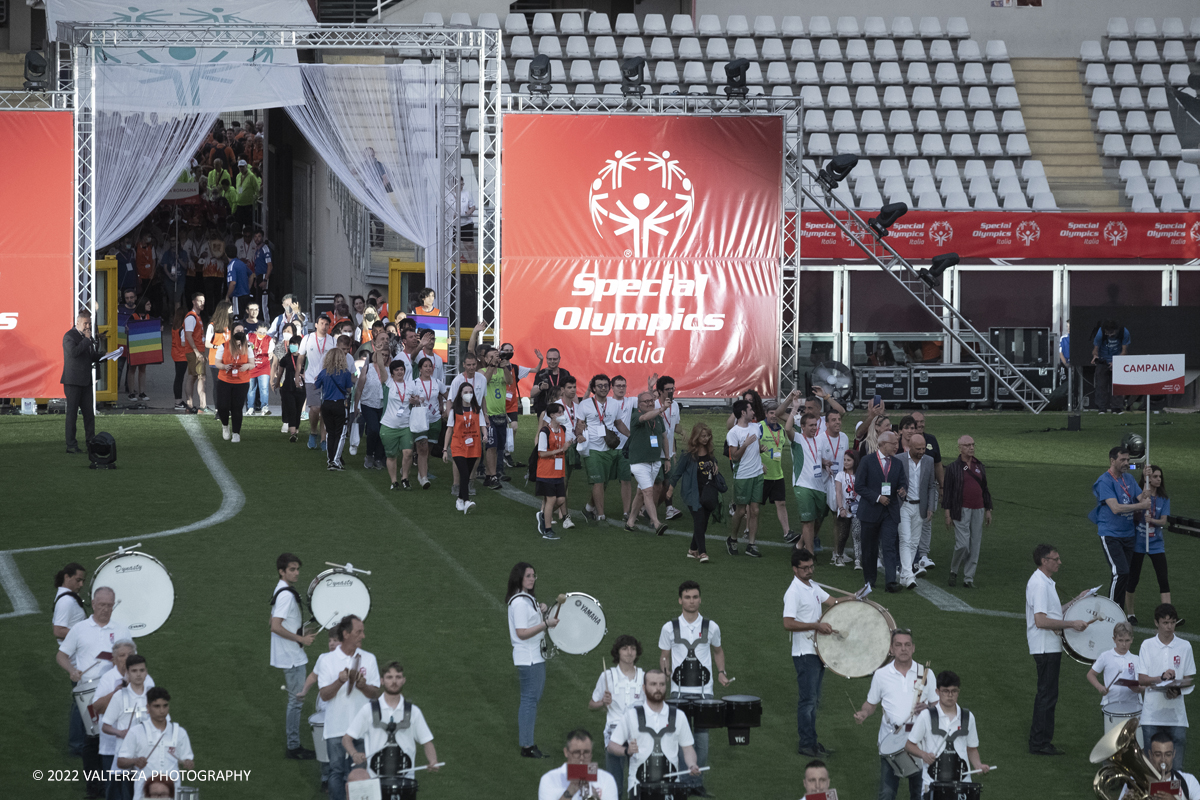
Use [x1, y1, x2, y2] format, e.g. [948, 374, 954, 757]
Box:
[855, 430, 907, 592]
[898, 434, 937, 589]
[268, 293, 305, 342]
[944, 435, 992, 588]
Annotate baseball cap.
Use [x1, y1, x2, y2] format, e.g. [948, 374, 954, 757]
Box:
[238, 159, 247, 166]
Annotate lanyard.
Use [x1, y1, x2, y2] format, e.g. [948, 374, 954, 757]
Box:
[389, 377, 404, 406]
[593, 397, 607, 422]
[825, 431, 841, 464]
[764, 424, 784, 451]
[314, 335, 327, 358]
[1110, 470, 1133, 503]
[878, 452, 891, 480]
[461, 411, 475, 431]
[803, 435, 820, 467]
[421, 378, 434, 403]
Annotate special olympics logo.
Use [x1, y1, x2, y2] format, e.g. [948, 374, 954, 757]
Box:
[1016, 220, 1041, 246]
[1190, 222, 1200, 243]
[588, 150, 696, 257]
[930, 220, 954, 246]
[1103, 221, 1128, 246]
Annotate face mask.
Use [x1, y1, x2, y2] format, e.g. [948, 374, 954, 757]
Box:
[289, 344, 299, 354]
[557, 414, 570, 426]
[462, 392, 474, 403]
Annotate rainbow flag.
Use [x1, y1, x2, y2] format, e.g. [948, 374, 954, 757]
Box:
[127, 318, 164, 366]
[421, 315, 450, 363]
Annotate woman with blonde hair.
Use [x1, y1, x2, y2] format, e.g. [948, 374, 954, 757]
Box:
[667, 422, 725, 563]
[860, 414, 892, 456]
[315, 346, 354, 470]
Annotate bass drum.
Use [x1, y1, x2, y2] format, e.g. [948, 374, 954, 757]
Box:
[92, 552, 175, 637]
[548, 593, 607, 655]
[815, 599, 896, 678]
[1061, 595, 1125, 665]
[307, 568, 371, 630]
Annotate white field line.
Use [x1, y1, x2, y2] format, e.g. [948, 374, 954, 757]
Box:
[0, 416, 244, 620]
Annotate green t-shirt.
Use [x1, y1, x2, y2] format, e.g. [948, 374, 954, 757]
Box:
[485, 369, 507, 416]
[759, 421, 786, 480]
[627, 408, 665, 465]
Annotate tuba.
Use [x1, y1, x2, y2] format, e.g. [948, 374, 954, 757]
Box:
[1091, 718, 1163, 800]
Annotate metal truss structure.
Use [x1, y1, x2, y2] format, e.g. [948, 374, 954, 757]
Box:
[503, 92, 803, 394]
[799, 165, 1051, 413]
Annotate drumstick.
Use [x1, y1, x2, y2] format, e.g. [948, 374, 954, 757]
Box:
[846, 691, 859, 714]
[1105, 672, 1124, 691]
[814, 581, 858, 598]
[603, 657, 610, 696]
[964, 766, 997, 777]
[397, 762, 445, 774]
[661, 766, 711, 780]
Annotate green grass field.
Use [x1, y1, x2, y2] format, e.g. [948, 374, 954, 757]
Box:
[2, 408, 1198, 800]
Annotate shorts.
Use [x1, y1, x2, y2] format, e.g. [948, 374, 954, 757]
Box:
[486, 414, 508, 450]
[630, 462, 661, 491]
[305, 383, 322, 409]
[414, 419, 441, 443]
[795, 486, 830, 523]
[535, 478, 566, 498]
[380, 425, 414, 458]
[507, 411, 519, 422]
[617, 451, 633, 482]
[186, 351, 206, 377]
[733, 475, 764, 506]
[762, 477, 787, 504]
[584, 448, 621, 484]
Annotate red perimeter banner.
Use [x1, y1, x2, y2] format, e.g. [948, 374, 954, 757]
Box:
[794, 211, 1200, 260]
[502, 115, 783, 398]
[0, 111, 75, 399]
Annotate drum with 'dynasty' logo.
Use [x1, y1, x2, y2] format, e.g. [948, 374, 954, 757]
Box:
[307, 568, 372, 630]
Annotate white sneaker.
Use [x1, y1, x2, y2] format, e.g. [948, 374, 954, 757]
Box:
[222, 423, 231, 441]
[919, 556, 935, 569]
[349, 445, 358, 456]
[913, 566, 927, 578]
[562, 516, 576, 529]
[281, 422, 289, 433]
[455, 499, 464, 511]
[462, 500, 476, 514]
[231, 433, 240, 443]
[665, 505, 683, 520]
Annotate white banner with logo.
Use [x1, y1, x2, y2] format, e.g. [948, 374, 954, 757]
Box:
[1112, 354, 1186, 395]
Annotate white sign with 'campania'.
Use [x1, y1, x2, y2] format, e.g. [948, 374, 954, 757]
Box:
[1111, 354, 1186, 395]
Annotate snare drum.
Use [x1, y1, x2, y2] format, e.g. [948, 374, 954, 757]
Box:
[548, 593, 607, 655]
[1061, 595, 1125, 665]
[309, 712, 328, 763]
[1102, 700, 1143, 745]
[92, 551, 175, 637]
[666, 695, 698, 720]
[815, 599, 897, 678]
[379, 776, 418, 799]
[308, 568, 372, 629]
[724, 694, 762, 745]
[929, 783, 980, 800]
[635, 782, 687, 800]
[691, 698, 727, 730]
[73, 678, 102, 736]
[881, 728, 922, 777]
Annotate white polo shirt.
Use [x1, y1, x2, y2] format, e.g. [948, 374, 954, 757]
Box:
[907, 704, 979, 792]
[866, 662, 938, 750]
[119, 718, 193, 800]
[299, 333, 337, 383]
[59, 616, 133, 678]
[783, 577, 829, 657]
[344, 695, 434, 776]
[1025, 570, 1063, 655]
[508, 592, 545, 666]
[591, 667, 645, 742]
[316, 647, 381, 740]
[791, 431, 826, 491]
[577, 396, 620, 452]
[1139, 634, 1196, 727]
[52, 588, 88, 640]
[99, 679, 155, 756]
[658, 615, 722, 696]
[538, 763, 621, 800]
[269, 580, 307, 670]
[1090, 649, 1144, 710]
[609, 704, 694, 791]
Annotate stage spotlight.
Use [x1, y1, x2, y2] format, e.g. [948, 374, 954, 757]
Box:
[621, 57, 646, 96]
[817, 155, 859, 193]
[1121, 432, 1146, 459]
[868, 202, 908, 238]
[529, 54, 552, 95]
[918, 252, 959, 286]
[24, 51, 48, 90]
[724, 58, 750, 97]
[87, 432, 117, 470]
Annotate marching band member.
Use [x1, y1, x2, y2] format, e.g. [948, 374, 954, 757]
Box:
[317, 615, 381, 800]
[54, 562, 89, 756]
[269, 553, 316, 760]
[92, 640, 138, 717]
[343, 662, 438, 780]
[539, 729, 620, 800]
[299, 629, 342, 793]
[904, 671, 991, 795]
[802, 760, 831, 796]
[1087, 622, 1147, 732]
[116, 687, 195, 800]
[784, 548, 839, 759]
[853, 630, 937, 800]
[100, 654, 154, 800]
[658, 581, 727, 796]
[589, 635, 646, 798]
[1147, 733, 1200, 799]
[1138, 603, 1195, 771]
[608, 669, 700, 798]
[506, 561, 558, 759]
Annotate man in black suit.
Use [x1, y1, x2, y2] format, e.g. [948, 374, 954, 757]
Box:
[62, 310, 103, 453]
[854, 431, 907, 592]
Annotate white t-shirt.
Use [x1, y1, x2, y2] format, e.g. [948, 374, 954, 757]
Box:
[447, 372, 488, 415]
[118, 718, 194, 800]
[782, 577, 830, 657]
[657, 615, 722, 696]
[59, 616, 133, 678]
[655, 399, 681, 458]
[413, 377, 445, 423]
[791, 431, 826, 491]
[99, 680, 154, 756]
[316, 647, 382, 739]
[344, 695, 434, 776]
[299, 333, 337, 383]
[382, 375, 415, 430]
[725, 425, 764, 480]
[907, 705, 979, 792]
[538, 763, 620, 800]
[52, 587, 88, 639]
[1139, 635, 1196, 727]
[609, 704, 694, 791]
[866, 662, 937, 750]
[269, 579, 307, 670]
[183, 314, 201, 346]
[1090, 649, 1144, 710]
[1025, 570, 1063, 655]
[419, 351, 445, 386]
[358, 362, 385, 409]
[834, 470, 859, 517]
[612, 396, 636, 448]
[577, 396, 621, 452]
[507, 592, 545, 666]
[591, 667, 646, 743]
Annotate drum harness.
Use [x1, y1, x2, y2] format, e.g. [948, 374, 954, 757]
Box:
[925, 705, 973, 784]
[509, 591, 557, 660]
[634, 706, 678, 785]
[270, 585, 306, 635]
[671, 619, 711, 691]
[55, 589, 88, 614]
[369, 699, 414, 789]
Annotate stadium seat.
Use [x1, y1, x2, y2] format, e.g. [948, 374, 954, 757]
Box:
[884, 87, 909, 109]
[908, 160, 932, 180]
[731, 38, 757, 60]
[538, 36, 563, 57]
[907, 63, 932, 84]
[807, 133, 833, 156]
[1004, 134, 1030, 157]
[1091, 87, 1117, 109]
[1131, 193, 1157, 212]
[828, 87, 853, 108]
[945, 191, 971, 209]
[837, 134, 862, 155]
[698, 15, 723, 36]
[919, 17, 942, 37]
[810, 16, 833, 37]
[1080, 41, 1103, 61]
[1134, 41, 1160, 62]
[1162, 41, 1187, 62]
[1162, 17, 1185, 36]
[653, 62, 678, 84]
[799, 85, 823, 107]
[573, 84, 597, 99]
[753, 15, 777, 36]
[945, 110, 970, 132]
[1152, 176, 1177, 198]
[949, 134, 975, 156]
[1160, 193, 1186, 213]
[594, 37, 618, 58]
[1133, 17, 1157, 38]
[1141, 65, 1165, 86]
[967, 176, 992, 198]
[530, 12, 557, 34]
[781, 16, 805, 36]
[677, 38, 702, 59]
[846, 40, 871, 61]
[912, 86, 937, 108]
[510, 36, 534, 58]
[1147, 160, 1172, 179]
[762, 39, 786, 60]
[995, 87, 1020, 108]
[477, 12, 500, 29]
[1160, 135, 1182, 157]
[726, 15, 750, 36]
[874, 40, 899, 61]
[1177, 163, 1200, 180]
[569, 61, 595, 83]
[888, 110, 914, 132]
[940, 87, 965, 108]
[588, 14, 611, 34]
[921, 134, 947, 157]
[972, 110, 998, 132]
[974, 191, 1000, 210]
[1107, 41, 1133, 61]
[819, 39, 843, 61]
[1085, 65, 1109, 86]
[929, 40, 954, 62]
[990, 64, 1015, 85]
[600, 60, 624, 83]
[917, 110, 941, 132]
[711, 62, 729, 84]
[1002, 191, 1029, 211]
[422, 11, 444, 25]
[918, 192, 944, 210]
[941, 176, 966, 198]
[935, 63, 960, 85]
[832, 110, 856, 132]
[948, 17, 970, 38]
[1168, 64, 1191, 86]
[888, 189, 915, 206]
[861, 110, 886, 132]
[963, 160, 988, 180]
[1131, 135, 1157, 157]
[462, 83, 479, 107]
[565, 36, 590, 58]
[467, 131, 480, 153]
[957, 40, 982, 61]
[791, 40, 816, 61]
[773, 86, 797, 98]
[902, 40, 927, 62]
[1001, 110, 1026, 132]
[1107, 18, 1130, 39]
[646, 37, 672, 59]
[795, 63, 819, 84]
[1111, 65, 1137, 86]
[882, 175, 907, 197]
[968, 87, 993, 109]
[978, 134, 1003, 157]
[767, 63, 792, 85]
[1032, 193, 1058, 211]
[1026, 176, 1051, 197]
[985, 41, 1009, 62]
[879, 62, 904, 85]
[878, 159, 903, 178]
[1097, 110, 1123, 132]
[1125, 111, 1151, 133]
[824, 62, 848, 84]
[864, 17, 888, 37]
[893, 134, 919, 157]
[505, 14, 528, 34]
[1119, 88, 1145, 110]
[1153, 111, 1175, 133]
[892, 17, 915, 38]
[1184, 176, 1200, 199]
[851, 63, 876, 85]
[859, 190, 885, 209]
[1022, 160, 1046, 180]
[1119, 161, 1143, 181]
[706, 38, 730, 59]
[962, 63, 987, 85]
[935, 159, 958, 179]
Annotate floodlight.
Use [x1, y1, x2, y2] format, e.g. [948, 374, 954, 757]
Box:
[817, 155, 859, 193]
[724, 58, 750, 97]
[24, 51, 48, 90]
[621, 57, 646, 97]
[867, 202, 908, 238]
[919, 252, 959, 286]
[529, 54, 552, 95]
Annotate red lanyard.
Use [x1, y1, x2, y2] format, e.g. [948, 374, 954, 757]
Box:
[421, 379, 433, 403]
[825, 432, 841, 465]
[593, 397, 607, 422]
[314, 335, 327, 358]
[878, 452, 890, 480]
[1110, 470, 1133, 502]
[803, 435, 819, 466]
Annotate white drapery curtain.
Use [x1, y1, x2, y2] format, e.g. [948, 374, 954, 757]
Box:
[284, 63, 441, 297]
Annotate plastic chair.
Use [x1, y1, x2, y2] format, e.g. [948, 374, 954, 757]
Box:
[972, 110, 998, 132]
[940, 86, 965, 108]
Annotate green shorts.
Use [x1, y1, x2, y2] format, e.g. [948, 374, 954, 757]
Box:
[380, 425, 414, 458]
[566, 443, 581, 480]
[414, 419, 441, 443]
[794, 486, 830, 523]
[617, 451, 632, 482]
[584, 448, 621, 484]
[733, 475, 764, 506]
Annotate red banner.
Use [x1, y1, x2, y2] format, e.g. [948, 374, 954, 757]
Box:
[502, 115, 783, 398]
[0, 111, 75, 399]
[794, 211, 1200, 260]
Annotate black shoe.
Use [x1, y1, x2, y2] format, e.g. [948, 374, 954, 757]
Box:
[521, 745, 549, 759]
[500, 473, 512, 482]
[726, 537, 738, 556]
[797, 744, 819, 757]
[486, 476, 502, 490]
[886, 582, 901, 593]
[655, 523, 669, 536]
[511, 459, 526, 468]
[1128, 614, 1139, 626]
[815, 742, 834, 756]
[1030, 745, 1065, 756]
[320, 779, 328, 793]
[66, 445, 81, 454]
[745, 544, 762, 558]
[783, 529, 800, 544]
[962, 580, 974, 589]
[286, 746, 316, 760]
[948, 573, 957, 587]
[390, 482, 400, 490]
[401, 479, 411, 490]
[688, 789, 713, 798]
[504, 454, 516, 468]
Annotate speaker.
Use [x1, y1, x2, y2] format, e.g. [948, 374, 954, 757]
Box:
[87, 432, 117, 469]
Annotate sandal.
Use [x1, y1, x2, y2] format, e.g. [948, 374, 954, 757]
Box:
[624, 524, 636, 532]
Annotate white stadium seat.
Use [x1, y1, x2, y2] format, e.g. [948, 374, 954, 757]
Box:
[1147, 160, 1172, 179]
[569, 61, 594, 83]
[799, 85, 823, 107]
[1161, 17, 1185, 37]
[653, 62, 678, 84]
[892, 17, 915, 38]
[588, 14, 611, 34]
[762, 39, 786, 61]
[477, 12, 499, 29]
[911, 86, 937, 108]
[908, 160, 932, 180]
[781, 16, 805, 36]
[828, 87, 853, 108]
[767, 63, 792, 85]
[1097, 110, 1122, 133]
[893, 134, 919, 157]
[864, 17, 888, 37]
[510, 36, 534, 58]
[818, 39, 843, 61]
[1141, 65, 1165, 86]
[1107, 18, 1130, 39]
[947, 17, 970, 38]
[615, 14, 639, 34]
[1091, 87, 1116, 109]
[884, 87, 909, 109]
[677, 38, 702, 60]
[726, 15, 750, 36]
[810, 16, 833, 37]
[1134, 41, 1160, 62]
[1133, 17, 1157, 38]
[936, 160, 959, 179]
[1003, 193, 1029, 210]
[917, 109, 941, 132]
[1032, 193, 1058, 211]
[1103, 134, 1129, 157]
[874, 40, 899, 61]
[972, 110, 997, 132]
[851, 62, 876, 85]
[1125, 111, 1151, 133]
[949, 134, 975, 157]
[1163, 41, 1187, 62]
[919, 17, 943, 37]
[705, 38, 730, 60]
[902, 40, 927, 62]
[538, 36, 563, 58]
[1153, 111, 1175, 133]
[918, 192, 944, 210]
[977, 134, 1003, 157]
[861, 110, 886, 132]
[565, 36, 590, 58]
[1107, 41, 1132, 61]
[1111, 65, 1137, 86]
[1006, 134, 1031, 157]
[995, 87, 1020, 108]
[837, 16, 860, 37]
[670, 14, 694, 35]
[734, 39, 758, 60]
[754, 16, 778, 36]
[940, 87, 965, 108]
[985, 41, 1009, 62]
[837, 134, 862, 155]
[962, 63, 987, 86]
[879, 62, 904, 85]
[1119, 161, 1143, 181]
[846, 40, 871, 61]
[929, 40, 954, 62]
[921, 134, 947, 157]
[1085, 65, 1109, 86]
[791, 40, 816, 61]
[823, 62, 847, 84]
[957, 40, 982, 61]
[1131, 193, 1157, 212]
[946, 191, 971, 209]
[935, 63, 960, 85]
[807, 133, 834, 157]
[968, 87, 993, 108]
[945, 110, 970, 132]
[1119, 88, 1144, 110]
[907, 63, 932, 84]
[1160, 135, 1182, 158]
[698, 15, 723, 36]
[795, 62, 820, 84]
[888, 110, 914, 132]
[1001, 110, 1026, 132]
[1168, 64, 1191, 86]
[990, 64, 1015, 85]
[505, 13, 528, 34]
[1152, 176, 1177, 198]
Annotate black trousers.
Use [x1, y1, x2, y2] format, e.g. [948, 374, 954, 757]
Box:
[690, 508, 711, 554]
[859, 516, 900, 587]
[280, 384, 306, 428]
[82, 733, 102, 795]
[1101, 536, 1136, 610]
[64, 384, 95, 448]
[1030, 652, 1062, 750]
[321, 400, 347, 464]
[173, 360, 187, 401]
[1128, 551, 1170, 594]
[216, 380, 249, 433]
[453, 456, 476, 500]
